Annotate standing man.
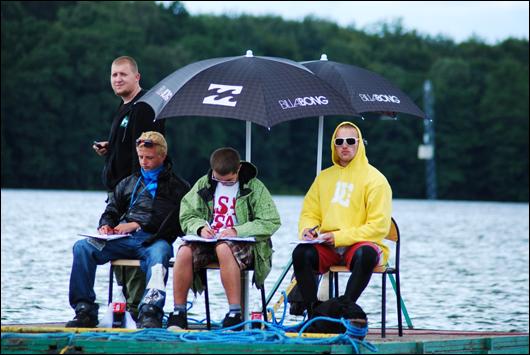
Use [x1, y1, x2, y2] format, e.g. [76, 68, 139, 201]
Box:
[68, 131, 189, 328]
[292, 121, 392, 317]
[93, 56, 164, 320]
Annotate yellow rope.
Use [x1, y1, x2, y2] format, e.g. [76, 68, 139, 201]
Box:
[59, 345, 74, 354]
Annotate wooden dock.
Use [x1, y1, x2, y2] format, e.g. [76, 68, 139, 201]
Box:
[2, 323, 528, 354]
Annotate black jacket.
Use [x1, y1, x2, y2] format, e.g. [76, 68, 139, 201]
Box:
[99, 158, 190, 245]
[102, 89, 165, 191]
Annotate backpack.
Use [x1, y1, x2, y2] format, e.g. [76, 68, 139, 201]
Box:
[303, 296, 368, 338]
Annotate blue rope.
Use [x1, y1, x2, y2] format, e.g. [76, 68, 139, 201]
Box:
[2, 327, 378, 353]
[3, 288, 372, 353]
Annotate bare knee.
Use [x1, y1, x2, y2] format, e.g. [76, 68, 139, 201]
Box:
[174, 246, 192, 270]
[215, 243, 231, 258]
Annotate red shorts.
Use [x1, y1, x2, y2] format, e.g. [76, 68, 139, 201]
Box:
[314, 242, 381, 274]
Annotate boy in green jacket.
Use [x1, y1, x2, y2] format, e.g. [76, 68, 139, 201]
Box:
[168, 147, 281, 329]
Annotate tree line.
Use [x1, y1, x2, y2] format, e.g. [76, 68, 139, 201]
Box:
[1, 1, 528, 201]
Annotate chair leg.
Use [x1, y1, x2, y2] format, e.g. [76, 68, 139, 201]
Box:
[260, 286, 268, 322]
[396, 271, 403, 336]
[203, 269, 211, 330]
[328, 272, 333, 299]
[334, 272, 339, 298]
[108, 265, 114, 304]
[382, 273, 387, 338]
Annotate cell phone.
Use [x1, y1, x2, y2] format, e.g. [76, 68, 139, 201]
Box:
[93, 141, 103, 149]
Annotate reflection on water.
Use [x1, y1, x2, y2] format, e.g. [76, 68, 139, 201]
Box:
[1, 189, 528, 332]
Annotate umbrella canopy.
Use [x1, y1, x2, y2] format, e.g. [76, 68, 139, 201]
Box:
[302, 55, 426, 119]
[138, 51, 357, 129]
[137, 51, 358, 322]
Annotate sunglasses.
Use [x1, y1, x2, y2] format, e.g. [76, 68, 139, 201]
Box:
[334, 137, 359, 146]
[135, 139, 158, 148]
[211, 173, 238, 186]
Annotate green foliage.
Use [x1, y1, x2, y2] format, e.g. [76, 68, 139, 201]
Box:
[1, 1, 528, 201]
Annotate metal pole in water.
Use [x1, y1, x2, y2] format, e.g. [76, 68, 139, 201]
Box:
[420, 80, 437, 200]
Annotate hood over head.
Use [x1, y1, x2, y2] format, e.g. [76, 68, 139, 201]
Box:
[331, 121, 369, 168]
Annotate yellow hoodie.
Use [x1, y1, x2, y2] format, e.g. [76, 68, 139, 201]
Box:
[298, 122, 393, 264]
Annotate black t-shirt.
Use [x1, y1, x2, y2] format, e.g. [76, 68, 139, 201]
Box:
[102, 89, 165, 191]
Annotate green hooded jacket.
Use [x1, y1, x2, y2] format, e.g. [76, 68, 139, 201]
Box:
[179, 161, 281, 293]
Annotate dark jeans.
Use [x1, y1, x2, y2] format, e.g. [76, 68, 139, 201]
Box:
[69, 230, 173, 315]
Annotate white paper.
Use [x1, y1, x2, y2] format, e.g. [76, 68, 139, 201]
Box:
[78, 233, 131, 241]
[182, 235, 255, 243]
[290, 239, 325, 244]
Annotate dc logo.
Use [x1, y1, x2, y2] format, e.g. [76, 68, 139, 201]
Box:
[203, 84, 243, 107]
[331, 182, 354, 207]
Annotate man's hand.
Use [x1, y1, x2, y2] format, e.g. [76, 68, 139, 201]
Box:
[113, 222, 140, 234]
[98, 225, 114, 235]
[200, 223, 216, 239]
[302, 226, 318, 240]
[218, 228, 237, 238]
[93, 141, 109, 156]
[319, 232, 335, 246]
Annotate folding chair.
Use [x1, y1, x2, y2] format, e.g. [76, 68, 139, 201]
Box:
[328, 217, 403, 337]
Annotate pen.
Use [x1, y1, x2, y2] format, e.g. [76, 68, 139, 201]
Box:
[205, 221, 217, 238]
[304, 225, 319, 240]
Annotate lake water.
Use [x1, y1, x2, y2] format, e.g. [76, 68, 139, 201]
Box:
[1, 189, 528, 332]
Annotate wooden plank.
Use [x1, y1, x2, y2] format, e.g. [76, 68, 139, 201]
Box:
[2, 331, 528, 354]
[73, 339, 353, 354]
[111, 259, 141, 267]
[1, 336, 70, 354]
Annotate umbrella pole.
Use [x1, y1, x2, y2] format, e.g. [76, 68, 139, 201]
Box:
[242, 121, 251, 327]
[316, 116, 323, 175]
[315, 115, 330, 301]
[245, 121, 252, 162]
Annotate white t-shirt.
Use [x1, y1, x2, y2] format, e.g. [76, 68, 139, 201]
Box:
[211, 182, 239, 233]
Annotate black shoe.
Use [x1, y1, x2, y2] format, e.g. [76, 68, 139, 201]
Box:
[222, 312, 243, 330]
[66, 302, 99, 328]
[167, 310, 188, 330]
[136, 304, 163, 328]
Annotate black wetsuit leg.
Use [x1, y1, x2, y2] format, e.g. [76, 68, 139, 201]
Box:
[292, 244, 320, 304]
[344, 246, 379, 302]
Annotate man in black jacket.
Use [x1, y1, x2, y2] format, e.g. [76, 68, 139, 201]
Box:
[93, 56, 164, 319]
[68, 132, 189, 328]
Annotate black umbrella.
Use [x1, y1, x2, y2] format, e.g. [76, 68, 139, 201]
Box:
[137, 50, 357, 323]
[297, 54, 427, 175]
[301, 54, 426, 119]
[138, 50, 357, 129]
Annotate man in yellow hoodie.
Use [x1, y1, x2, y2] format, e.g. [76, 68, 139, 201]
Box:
[292, 121, 392, 316]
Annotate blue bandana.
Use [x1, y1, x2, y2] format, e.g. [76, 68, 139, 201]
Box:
[140, 165, 163, 198]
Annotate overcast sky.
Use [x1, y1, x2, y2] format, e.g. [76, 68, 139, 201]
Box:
[181, 1, 529, 44]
